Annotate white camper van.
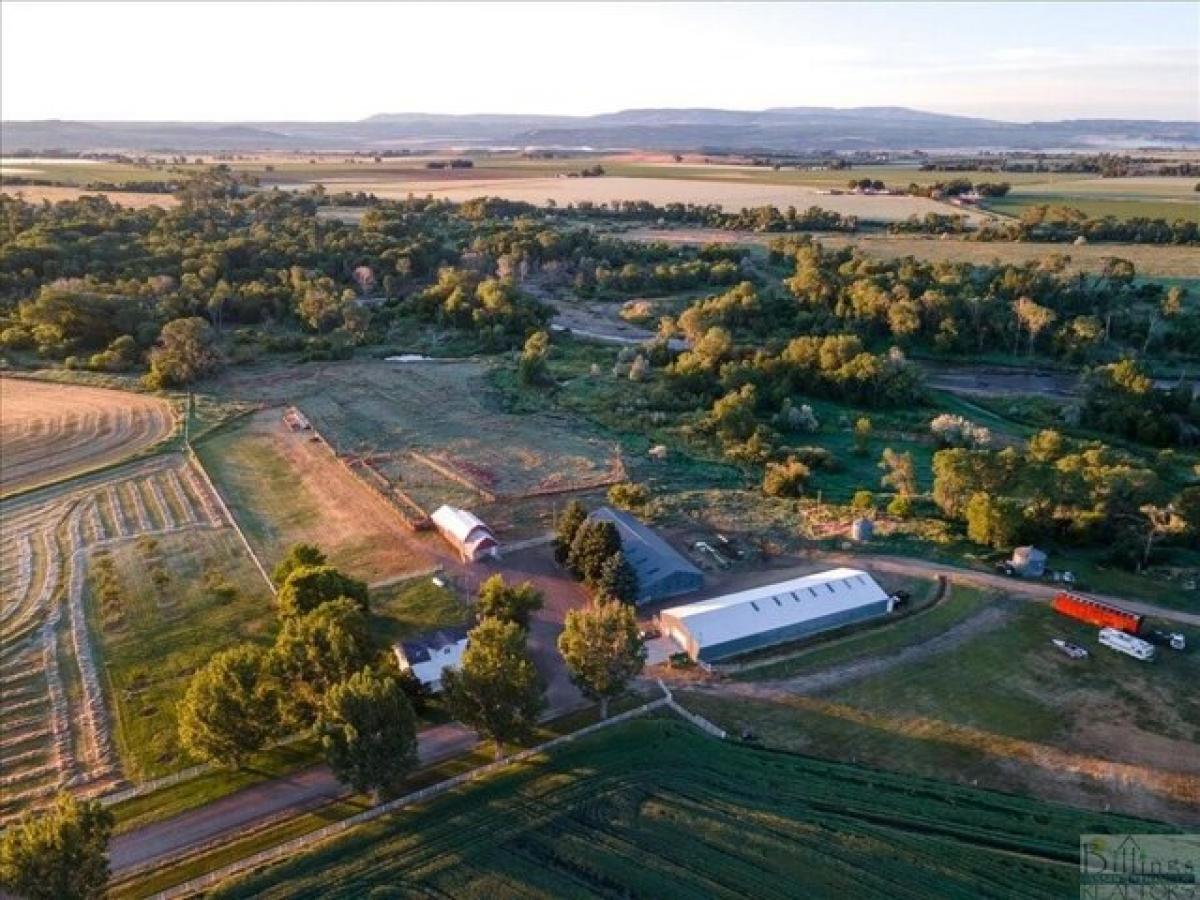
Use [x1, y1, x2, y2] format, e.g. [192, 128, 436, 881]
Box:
[1097, 627, 1156, 661]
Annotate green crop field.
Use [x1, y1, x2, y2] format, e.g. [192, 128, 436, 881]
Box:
[210, 717, 1175, 899]
[87, 528, 275, 781]
[984, 195, 1200, 223]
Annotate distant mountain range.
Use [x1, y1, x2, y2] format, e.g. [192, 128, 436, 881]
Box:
[4, 107, 1197, 154]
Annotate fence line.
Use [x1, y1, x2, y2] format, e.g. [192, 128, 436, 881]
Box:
[147, 696, 671, 899]
[98, 733, 309, 809]
[185, 449, 275, 595]
[656, 678, 727, 739]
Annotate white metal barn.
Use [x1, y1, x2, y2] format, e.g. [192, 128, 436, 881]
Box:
[430, 505, 498, 563]
[659, 568, 893, 663]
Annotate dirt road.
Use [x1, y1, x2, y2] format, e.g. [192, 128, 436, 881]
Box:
[817, 551, 1200, 627]
[109, 723, 476, 875]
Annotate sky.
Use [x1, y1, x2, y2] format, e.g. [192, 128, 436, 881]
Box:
[2, 1, 1197, 122]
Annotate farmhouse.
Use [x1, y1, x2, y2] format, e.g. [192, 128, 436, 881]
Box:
[659, 568, 894, 664]
[587, 506, 703, 605]
[431, 505, 498, 563]
[393, 627, 470, 692]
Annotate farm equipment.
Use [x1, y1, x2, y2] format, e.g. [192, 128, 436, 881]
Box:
[1051, 638, 1088, 660]
[1097, 627, 1156, 661]
[1052, 592, 1143, 634]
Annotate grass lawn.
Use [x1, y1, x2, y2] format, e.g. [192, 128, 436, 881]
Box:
[88, 529, 275, 781]
[207, 717, 1175, 900]
[683, 597, 1200, 824]
[367, 577, 468, 647]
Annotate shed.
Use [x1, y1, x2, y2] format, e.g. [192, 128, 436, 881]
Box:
[1010, 546, 1047, 578]
[587, 507, 703, 605]
[393, 626, 470, 692]
[431, 505, 498, 563]
[659, 568, 893, 664]
[849, 517, 874, 541]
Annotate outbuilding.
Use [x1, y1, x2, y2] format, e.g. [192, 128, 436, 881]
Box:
[393, 626, 470, 692]
[587, 506, 703, 605]
[1009, 546, 1047, 578]
[431, 505, 498, 563]
[659, 567, 894, 664]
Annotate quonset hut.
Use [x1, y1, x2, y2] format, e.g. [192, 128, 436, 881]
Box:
[659, 568, 893, 664]
[430, 505, 498, 563]
[587, 507, 703, 605]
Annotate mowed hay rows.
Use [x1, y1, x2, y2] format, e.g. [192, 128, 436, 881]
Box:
[0, 456, 231, 821]
[0, 377, 174, 496]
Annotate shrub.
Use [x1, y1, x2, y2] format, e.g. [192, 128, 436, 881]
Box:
[763, 457, 811, 498]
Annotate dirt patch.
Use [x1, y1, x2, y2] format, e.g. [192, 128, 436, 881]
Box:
[0, 378, 174, 496]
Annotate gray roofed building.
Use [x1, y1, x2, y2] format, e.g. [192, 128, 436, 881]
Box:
[587, 506, 703, 605]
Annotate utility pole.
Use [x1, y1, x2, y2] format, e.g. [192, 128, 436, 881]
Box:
[183, 391, 192, 448]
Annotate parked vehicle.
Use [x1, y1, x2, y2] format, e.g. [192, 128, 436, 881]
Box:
[890, 590, 912, 608]
[1098, 627, 1156, 661]
[1147, 629, 1187, 652]
[1051, 638, 1089, 659]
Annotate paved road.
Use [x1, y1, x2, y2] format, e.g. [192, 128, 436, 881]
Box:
[818, 551, 1200, 628]
[109, 723, 476, 875]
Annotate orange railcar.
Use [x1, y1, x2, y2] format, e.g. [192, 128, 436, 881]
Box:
[1052, 592, 1143, 634]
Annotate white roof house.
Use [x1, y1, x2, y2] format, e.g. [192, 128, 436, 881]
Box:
[430, 505, 498, 563]
[393, 627, 470, 692]
[659, 568, 893, 664]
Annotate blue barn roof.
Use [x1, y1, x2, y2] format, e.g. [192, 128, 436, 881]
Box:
[588, 507, 704, 604]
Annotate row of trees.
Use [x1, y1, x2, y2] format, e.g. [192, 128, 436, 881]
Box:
[973, 205, 1198, 245]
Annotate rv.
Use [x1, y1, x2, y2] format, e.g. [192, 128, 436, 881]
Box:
[1097, 627, 1156, 661]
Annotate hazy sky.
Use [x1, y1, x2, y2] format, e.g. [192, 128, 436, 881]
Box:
[3, 1, 1197, 121]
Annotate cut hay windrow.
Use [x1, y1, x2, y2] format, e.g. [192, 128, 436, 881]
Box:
[144, 476, 175, 530]
[121, 479, 152, 533]
[105, 485, 129, 537]
[163, 468, 198, 525]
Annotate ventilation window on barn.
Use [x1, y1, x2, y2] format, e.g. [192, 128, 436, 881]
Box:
[750, 601, 760, 612]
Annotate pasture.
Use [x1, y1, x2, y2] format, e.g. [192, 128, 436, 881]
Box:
[208, 361, 624, 533]
[0, 377, 175, 497]
[210, 717, 1169, 899]
[0, 454, 238, 820]
[686, 593, 1200, 825]
[982, 175, 1200, 223]
[621, 227, 1200, 279]
[195, 408, 433, 584]
[87, 526, 274, 781]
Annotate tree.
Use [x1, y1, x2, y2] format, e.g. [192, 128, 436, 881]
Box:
[557, 601, 645, 719]
[852, 417, 872, 455]
[517, 330, 551, 386]
[476, 574, 544, 630]
[268, 598, 377, 727]
[879, 448, 917, 497]
[567, 519, 622, 583]
[607, 481, 651, 513]
[1137, 504, 1187, 570]
[272, 542, 327, 586]
[442, 619, 545, 759]
[851, 489, 875, 512]
[318, 668, 418, 801]
[277, 565, 369, 618]
[1177, 486, 1200, 539]
[1013, 297, 1058, 355]
[595, 551, 639, 604]
[0, 793, 113, 900]
[143, 317, 221, 389]
[554, 500, 588, 565]
[762, 457, 811, 498]
[887, 494, 913, 518]
[177, 644, 278, 767]
[965, 492, 1024, 550]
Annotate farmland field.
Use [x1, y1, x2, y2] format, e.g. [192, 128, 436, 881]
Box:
[0, 377, 175, 497]
[0, 454, 239, 820]
[210, 717, 1173, 899]
[0, 185, 179, 208]
[86, 527, 274, 781]
[682, 594, 1200, 825]
[195, 409, 434, 584]
[621, 227, 1200, 279]
[209, 360, 624, 526]
[981, 175, 1200, 223]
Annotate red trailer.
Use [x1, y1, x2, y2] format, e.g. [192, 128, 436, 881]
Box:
[1052, 592, 1143, 634]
